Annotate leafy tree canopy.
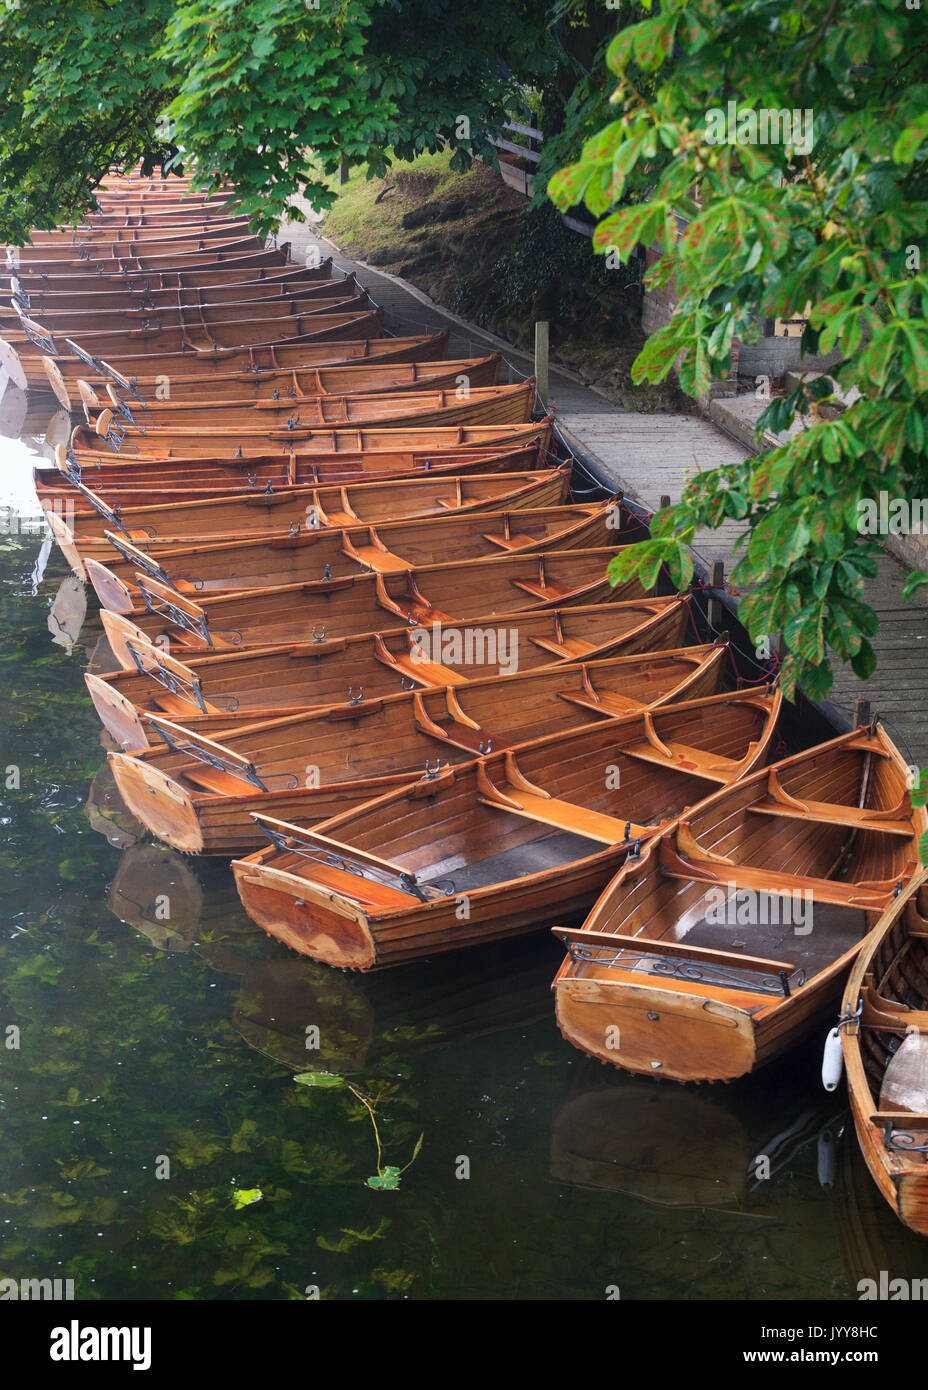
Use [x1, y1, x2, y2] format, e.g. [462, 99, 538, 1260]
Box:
[0, 0, 556, 239]
[550, 0, 928, 702]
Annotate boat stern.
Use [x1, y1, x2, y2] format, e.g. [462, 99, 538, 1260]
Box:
[108, 752, 205, 853]
[232, 857, 378, 969]
[552, 957, 760, 1083]
[85, 673, 150, 751]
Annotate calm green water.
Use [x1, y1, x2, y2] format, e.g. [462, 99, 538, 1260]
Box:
[1, 390, 925, 1301]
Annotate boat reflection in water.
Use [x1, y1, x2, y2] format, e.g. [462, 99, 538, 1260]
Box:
[108, 842, 265, 971]
[233, 933, 564, 1075]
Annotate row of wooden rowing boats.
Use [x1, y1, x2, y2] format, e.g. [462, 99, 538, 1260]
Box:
[13, 169, 928, 1239]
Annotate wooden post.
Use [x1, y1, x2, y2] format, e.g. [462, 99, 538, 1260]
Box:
[707, 560, 725, 629]
[854, 697, 871, 729]
[534, 321, 549, 411]
[659, 494, 671, 511]
[338, 159, 349, 187]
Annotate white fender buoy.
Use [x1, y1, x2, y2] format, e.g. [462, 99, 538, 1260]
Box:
[822, 1027, 844, 1092]
[817, 1128, 837, 1188]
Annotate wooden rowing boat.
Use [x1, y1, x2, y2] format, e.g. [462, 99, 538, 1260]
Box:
[92, 627, 712, 754]
[38, 439, 546, 509]
[7, 310, 384, 388]
[11, 231, 269, 269]
[71, 353, 502, 420]
[8, 293, 374, 355]
[108, 657, 746, 856]
[840, 867, 928, 1237]
[69, 356, 502, 428]
[38, 333, 449, 408]
[26, 217, 253, 248]
[47, 465, 565, 574]
[552, 724, 926, 1083]
[2, 271, 359, 332]
[74, 383, 535, 456]
[12, 246, 293, 296]
[92, 545, 641, 656]
[87, 596, 689, 748]
[83, 501, 613, 611]
[228, 688, 780, 965]
[16, 259, 337, 316]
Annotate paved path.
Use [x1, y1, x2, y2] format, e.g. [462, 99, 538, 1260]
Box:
[281, 220, 928, 762]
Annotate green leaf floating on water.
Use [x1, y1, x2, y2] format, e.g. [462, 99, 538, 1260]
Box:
[293, 1071, 344, 1088]
[366, 1166, 402, 1191]
[231, 1188, 263, 1210]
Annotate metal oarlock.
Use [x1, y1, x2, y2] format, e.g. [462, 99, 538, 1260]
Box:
[311, 625, 326, 643]
[150, 723, 269, 792]
[348, 686, 364, 705]
[127, 642, 209, 714]
[422, 759, 443, 779]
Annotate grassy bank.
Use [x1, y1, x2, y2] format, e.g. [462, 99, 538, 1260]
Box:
[317, 152, 691, 413]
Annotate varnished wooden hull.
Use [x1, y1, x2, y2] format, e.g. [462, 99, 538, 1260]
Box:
[841, 869, 928, 1237]
[88, 597, 688, 748]
[83, 501, 615, 612]
[89, 545, 639, 656]
[38, 333, 449, 407]
[7, 310, 384, 389]
[106, 647, 731, 855]
[2, 271, 358, 333]
[554, 725, 926, 1083]
[22, 259, 336, 317]
[229, 690, 780, 966]
[74, 383, 535, 455]
[37, 440, 546, 508]
[48, 467, 566, 575]
[65, 355, 501, 419]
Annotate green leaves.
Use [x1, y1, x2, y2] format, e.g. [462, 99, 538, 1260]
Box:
[550, 0, 928, 705]
[231, 1188, 263, 1210]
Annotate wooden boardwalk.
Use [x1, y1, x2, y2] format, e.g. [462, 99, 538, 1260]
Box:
[281, 223, 928, 763]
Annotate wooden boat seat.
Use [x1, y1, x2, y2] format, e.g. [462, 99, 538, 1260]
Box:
[558, 689, 641, 716]
[482, 528, 537, 551]
[283, 861, 422, 908]
[860, 983, 928, 1031]
[184, 766, 251, 795]
[345, 544, 411, 574]
[377, 644, 468, 687]
[751, 799, 914, 836]
[529, 635, 595, 659]
[868, 1110, 928, 1128]
[623, 738, 738, 778]
[750, 770, 914, 835]
[659, 832, 896, 910]
[511, 576, 572, 601]
[476, 760, 650, 845]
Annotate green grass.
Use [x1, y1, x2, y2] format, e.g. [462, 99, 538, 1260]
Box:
[320, 150, 503, 262]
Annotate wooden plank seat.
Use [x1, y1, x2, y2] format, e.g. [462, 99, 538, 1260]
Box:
[868, 1111, 928, 1129]
[658, 831, 902, 910]
[750, 800, 915, 836]
[482, 527, 537, 551]
[749, 769, 914, 836]
[529, 635, 596, 659]
[184, 766, 254, 795]
[476, 758, 651, 845]
[557, 688, 642, 717]
[374, 637, 469, 687]
[511, 576, 572, 601]
[860, 983, 928, 1031]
